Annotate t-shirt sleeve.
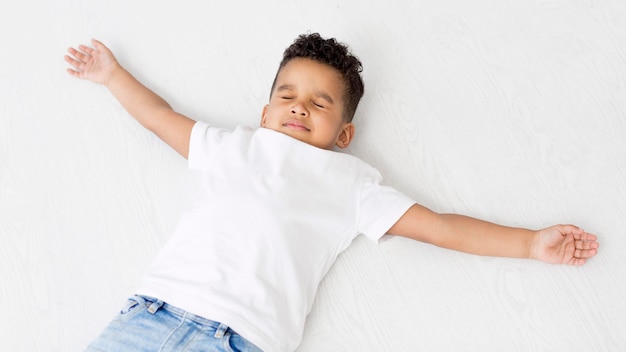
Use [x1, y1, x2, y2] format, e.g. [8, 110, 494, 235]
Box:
[357, 173, 415, 243]
[188, 121, 231, 170]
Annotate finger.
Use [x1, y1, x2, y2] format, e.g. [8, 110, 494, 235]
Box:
[64, 54, 79, 67]
[64, 55, 84, 70]
[66, 66, 86, 78]
[67, 47, 79, 58]
[584, 248, 598, 258]
[574, 247, 598, 259]
[569, 257, 586, 266]
[91, 38, 105, 49]
[574, 248, 582, 258]
[574, 240, 581, 250]
[578, 249, 597, 260]
[67, 47, 89, 62]
[66, 67, 80, 77]
[78, 44, 95, 55]
[574, 240, 594, 250]
[564, 224, 583, 235]
[557, 224, 582, 237]
[565, 226, 598, 242]
[75, 48, 91, 62]
[580, 232, 598, 242]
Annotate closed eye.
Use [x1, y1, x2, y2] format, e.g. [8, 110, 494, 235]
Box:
[313, 102, 325, 108]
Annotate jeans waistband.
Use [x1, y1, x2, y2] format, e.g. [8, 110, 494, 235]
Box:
[134, 294, 227, 334]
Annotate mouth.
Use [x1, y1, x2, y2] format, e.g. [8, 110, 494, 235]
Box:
[283, 120, 310, 132]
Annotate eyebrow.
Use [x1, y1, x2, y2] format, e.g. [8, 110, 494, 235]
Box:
[276, 84, 335, 105]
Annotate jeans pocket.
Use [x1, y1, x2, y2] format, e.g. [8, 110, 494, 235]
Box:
[225, 331, 263, 352]
[116, 297, 142, 319]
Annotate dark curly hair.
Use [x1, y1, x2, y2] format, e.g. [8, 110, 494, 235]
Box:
[270, 33, 364, 122]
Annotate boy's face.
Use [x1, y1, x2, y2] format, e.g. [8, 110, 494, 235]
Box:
[261, 58, 354, 150]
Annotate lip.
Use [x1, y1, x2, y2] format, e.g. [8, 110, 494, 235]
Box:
[282, 119, 310, 131]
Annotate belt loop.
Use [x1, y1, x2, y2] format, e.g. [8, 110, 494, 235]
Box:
[214, 323, 229, 338]
[147, 299, 165, 314]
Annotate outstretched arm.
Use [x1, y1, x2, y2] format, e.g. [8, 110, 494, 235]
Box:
[388, 204, 599, 266]
[65, 39, 196, 158]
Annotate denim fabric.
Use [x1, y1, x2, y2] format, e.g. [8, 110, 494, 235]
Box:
[84, 295, 263, 352]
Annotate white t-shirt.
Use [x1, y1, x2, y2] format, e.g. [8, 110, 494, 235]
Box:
[137, 121, 415, 352]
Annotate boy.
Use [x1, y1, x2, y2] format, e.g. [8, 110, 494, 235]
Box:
[65, 33, 599, 352]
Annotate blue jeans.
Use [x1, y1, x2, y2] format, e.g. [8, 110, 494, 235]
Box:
[84, 295, 263, 352]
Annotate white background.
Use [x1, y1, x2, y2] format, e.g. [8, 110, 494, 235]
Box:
[1, 0, 625, 351]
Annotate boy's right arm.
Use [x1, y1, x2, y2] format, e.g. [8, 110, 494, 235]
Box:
[65, 39, 196, 159]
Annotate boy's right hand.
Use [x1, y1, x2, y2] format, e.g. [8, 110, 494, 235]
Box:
[65, 39, 119, 85]
[65, 38, 196, 158]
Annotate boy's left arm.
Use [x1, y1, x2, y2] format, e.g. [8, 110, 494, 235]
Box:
[388, 204, 599, 266]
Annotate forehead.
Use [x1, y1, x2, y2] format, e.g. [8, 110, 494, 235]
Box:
[274, 58, 345, 99]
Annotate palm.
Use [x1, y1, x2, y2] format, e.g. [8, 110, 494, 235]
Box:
[532, 225, 599, 266]
[65, 39, 119, 84]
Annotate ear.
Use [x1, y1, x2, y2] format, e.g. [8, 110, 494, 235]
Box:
[335, 122, 355, 149]
[260, 105, 269, 127]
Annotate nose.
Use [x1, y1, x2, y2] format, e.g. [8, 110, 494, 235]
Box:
[290, 102, 309, 117]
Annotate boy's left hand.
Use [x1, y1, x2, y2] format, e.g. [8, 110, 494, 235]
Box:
[530, 225, 599, 266]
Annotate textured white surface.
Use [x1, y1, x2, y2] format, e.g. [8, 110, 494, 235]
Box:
[1, 0, 625, 351]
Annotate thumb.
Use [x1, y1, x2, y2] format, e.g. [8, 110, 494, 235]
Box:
[558, 224, 584, 236]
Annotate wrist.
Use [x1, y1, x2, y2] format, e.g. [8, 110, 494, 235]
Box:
[103, 63, 124, 87]
[527, 230, 541, 260]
